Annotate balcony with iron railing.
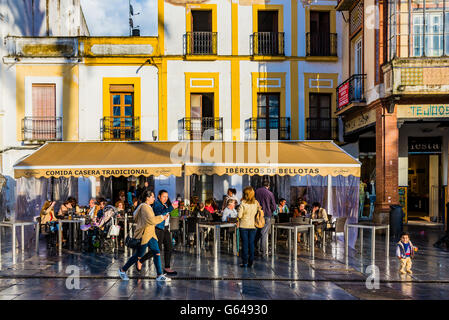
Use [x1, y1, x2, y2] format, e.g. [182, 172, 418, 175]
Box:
[306, 117, 338, 140]
[250, 32, 285, 56]
[101, 116, 140, 141]
[306, 33, 338, 57]
[178, 117, 223, 141]
[184, 32, 217, 56]
[245, 117, 291, 140]
[22, 117, 63, 143]
[336, 74, 366, 114]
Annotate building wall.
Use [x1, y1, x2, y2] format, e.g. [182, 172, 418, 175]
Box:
[78, 65, 159, 141]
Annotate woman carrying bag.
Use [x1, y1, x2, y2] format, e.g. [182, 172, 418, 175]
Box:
[237, 186, 261, 268]
[118, 190, 171, 282]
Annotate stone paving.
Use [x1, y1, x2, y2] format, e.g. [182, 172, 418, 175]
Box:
[0, 223, 448, 300]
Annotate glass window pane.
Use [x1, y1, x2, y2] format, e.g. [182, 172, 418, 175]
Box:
[257, 94, 267, 107]
[269, 106, 279, 117]
[125, 95, 132, 105]
[309, 108, 318, 118]
[113, 95, 120, 105]
[268, 95, 280, 107]
[113, 106, 121, 116]
[124, 106, 133, 116]
[258, 106, 266, 117]
[125, 118, 132, 127]
[113, 118, 121, 127]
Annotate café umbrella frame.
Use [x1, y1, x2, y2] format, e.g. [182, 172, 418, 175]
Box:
[12, 140, 361, 258]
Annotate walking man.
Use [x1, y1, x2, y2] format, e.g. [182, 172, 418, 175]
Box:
[140, 190, 178, 275]
[255, 180, 276, 256]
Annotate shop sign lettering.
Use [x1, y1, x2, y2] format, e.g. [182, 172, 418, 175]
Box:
[398, 105, 449, 118]
[408, 137, 442, 154]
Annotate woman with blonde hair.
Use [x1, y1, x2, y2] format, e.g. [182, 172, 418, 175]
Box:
[40, 200, 57, 224]
[237, 186, 260, 268]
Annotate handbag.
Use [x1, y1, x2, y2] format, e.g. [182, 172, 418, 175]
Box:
[108, 224, 121, 237]
[255, 202, 265, 228]
[125, 235, 140, 249]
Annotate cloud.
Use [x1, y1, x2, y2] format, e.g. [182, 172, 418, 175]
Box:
[80, 0, 158, 36]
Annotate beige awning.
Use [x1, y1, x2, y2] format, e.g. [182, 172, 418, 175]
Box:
[180, 141, 360, 177]
[14, 141, 360, 179]
[14, 141, 183, 178]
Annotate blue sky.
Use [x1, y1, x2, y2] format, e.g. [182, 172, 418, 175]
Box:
[80, 0, 158, 36]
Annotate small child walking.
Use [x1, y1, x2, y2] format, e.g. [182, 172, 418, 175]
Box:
[396, 232, 418, 275]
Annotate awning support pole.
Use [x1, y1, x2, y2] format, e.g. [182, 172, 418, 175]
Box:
[327, 174, 332, 216]
[184, 173, 190, 206]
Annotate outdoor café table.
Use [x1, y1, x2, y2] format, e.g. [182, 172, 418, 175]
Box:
[345, 222, 390, 261]
[196, 221, 237, 257]
[57, 219, 83, 256]
[271, 222, 315, 259]
[0, 220, 38, 263]
[310, 218, 325, 245]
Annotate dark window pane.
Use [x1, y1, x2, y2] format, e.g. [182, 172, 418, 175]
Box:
[268, 95, 280, 107]
[113, 107, 121, 116]
[269, 106, 279, 117]
[113, 95, 120, 105]
[124, 106, 133, 116]
[125, 95, 132, 105]
[113, 118, 121, 127]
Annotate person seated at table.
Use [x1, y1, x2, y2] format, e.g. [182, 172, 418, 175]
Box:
[222, 199, 238, 222]
[40, 200, 61, 249]
[86, 198, 100, 220]
[192, 202, 206, 219]
[311, 202, 329, 242]
[222, 188, 239, 211]
[274, 198, 289, 223]
[66, 197, 80, 215]
[57, 200, 73, 218]
[40, 200, 57, 224]
[132, 197, 139, 210]
[189, 196, 199, 212]
[205, 199, 218, 218]
[293, 201, 307, 218]
[115, 200, 125, 217]
[96, 198, 107, 221]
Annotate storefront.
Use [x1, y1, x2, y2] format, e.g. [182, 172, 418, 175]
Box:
[13, 140, 362, 246]
[397, 104, 449, 223]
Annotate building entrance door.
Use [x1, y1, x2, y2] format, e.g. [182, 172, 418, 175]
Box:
[407, 154, 440, 221]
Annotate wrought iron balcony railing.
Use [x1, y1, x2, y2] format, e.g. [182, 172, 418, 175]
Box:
[251, 32, 285, 56]
[178, 117, 223, 140]
[336, 74, 366, 112]
[245, 117, 291, 140]
[22, 117, 63, 142]
[184, 32, 217, 55]
[306, 117, 338, 140]
[101, 116, 140, 141]
[306, 33, 338, 57]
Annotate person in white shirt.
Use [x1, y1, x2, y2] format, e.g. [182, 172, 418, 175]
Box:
[222, 199, 238, 222]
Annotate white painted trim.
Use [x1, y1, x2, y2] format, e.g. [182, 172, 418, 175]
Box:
[25, 77, 63, 118]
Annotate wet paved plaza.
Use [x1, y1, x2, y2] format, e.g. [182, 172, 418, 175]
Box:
[0, 223, 449, 300]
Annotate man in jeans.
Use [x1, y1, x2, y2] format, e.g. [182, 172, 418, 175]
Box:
[255, 180, 276, 256]
[140, 190, 178, 275]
